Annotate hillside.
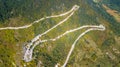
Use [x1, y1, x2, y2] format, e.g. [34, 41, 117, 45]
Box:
[0, 0, 120, 67]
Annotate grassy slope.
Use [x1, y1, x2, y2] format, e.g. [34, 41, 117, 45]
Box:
[0, 0, 120, 67]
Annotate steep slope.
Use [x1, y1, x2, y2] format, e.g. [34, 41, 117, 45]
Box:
[0, 0, 120, 67]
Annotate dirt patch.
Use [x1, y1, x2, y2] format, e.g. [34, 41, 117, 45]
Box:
[102, 4, 120, 23]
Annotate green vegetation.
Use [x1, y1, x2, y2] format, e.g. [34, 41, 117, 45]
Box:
[0, 0, 120, 67]
[0, 45, 15, 67]
[102, 0, 120, 11]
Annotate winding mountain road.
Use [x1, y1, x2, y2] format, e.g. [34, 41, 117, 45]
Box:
[23, 5, 80, 62]
[62, 25, 105, 67]
[0, 5, 79, 30]
[0, 4, 106, 67]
